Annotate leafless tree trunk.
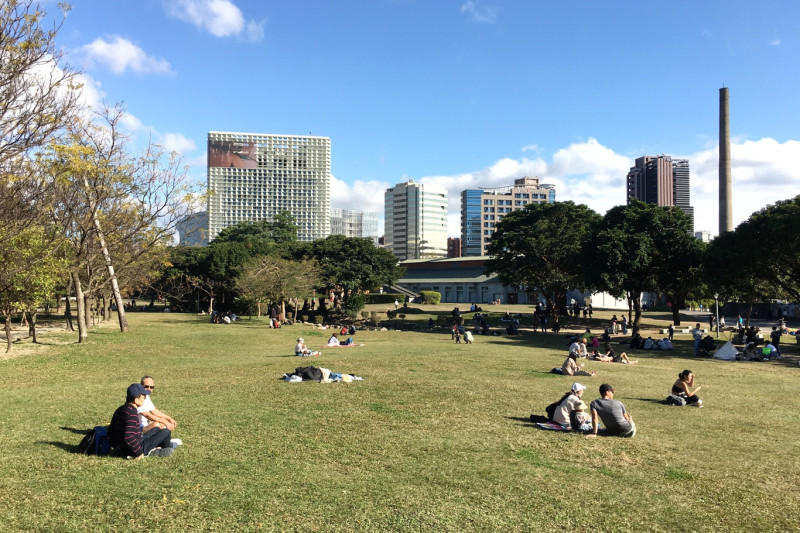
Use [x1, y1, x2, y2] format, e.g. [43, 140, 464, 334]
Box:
[72, 271, 88, 343]
[25, 307, 37, 343]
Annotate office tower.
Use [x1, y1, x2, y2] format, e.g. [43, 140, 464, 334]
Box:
[206, 131, 331, 242]
[447, 237, 461, 258]
[626, 155, 694, 230]
[719, 87, 733, 233]
[461, 176, 556, 256]
[384, 179, 447, 260]
[330, 208, 379, 244]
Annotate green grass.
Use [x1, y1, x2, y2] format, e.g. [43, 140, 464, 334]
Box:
[1, 310, 799, 532]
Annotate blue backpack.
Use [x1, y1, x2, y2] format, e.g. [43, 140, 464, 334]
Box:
[79, 426, 111, 456]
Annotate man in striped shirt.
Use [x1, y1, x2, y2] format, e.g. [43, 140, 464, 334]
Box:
[109, 383, 174, 459]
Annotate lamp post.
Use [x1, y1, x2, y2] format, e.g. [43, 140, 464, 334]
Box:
[714, 293, 720, 338]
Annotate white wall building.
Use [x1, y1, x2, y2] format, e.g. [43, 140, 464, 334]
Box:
[330, 208, 379, 244]
[207, 131, 331, 242]
[384, 179, 447, 261]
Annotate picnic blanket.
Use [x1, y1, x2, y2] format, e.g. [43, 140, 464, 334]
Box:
[535, 421, 570, 431]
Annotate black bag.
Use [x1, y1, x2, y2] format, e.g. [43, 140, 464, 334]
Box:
[78, 426, 111, 455]
[666, 394, 687, 406]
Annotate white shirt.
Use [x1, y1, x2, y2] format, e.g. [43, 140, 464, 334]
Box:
[137, 395, 156, 427]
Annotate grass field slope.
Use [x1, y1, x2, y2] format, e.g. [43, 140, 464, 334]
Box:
[1, 308, 799, 532]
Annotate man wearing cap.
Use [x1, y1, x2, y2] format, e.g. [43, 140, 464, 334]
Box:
[138, 375, 177, 432]
[586, 384, 636, 438]
[109, 383, 174, 459]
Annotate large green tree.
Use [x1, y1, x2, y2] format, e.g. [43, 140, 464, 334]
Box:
[586, 200, 696, 335]
[485, 201, 602, 325]
[298, 235, 404, 308]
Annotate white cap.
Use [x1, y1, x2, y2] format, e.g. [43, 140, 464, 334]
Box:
[572, 382, 587, 392]
[297, 338, 304, 342]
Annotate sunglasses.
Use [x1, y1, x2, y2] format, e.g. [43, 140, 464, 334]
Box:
[143, 385, 155, 390]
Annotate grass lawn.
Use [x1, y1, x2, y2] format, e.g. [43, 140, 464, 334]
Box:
[1, 308, 799, 532]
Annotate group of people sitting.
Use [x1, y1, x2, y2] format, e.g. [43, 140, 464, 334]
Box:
[107, 375, 181, 459]
[210, 310, 237, 324]
[543, 382, 636, 437]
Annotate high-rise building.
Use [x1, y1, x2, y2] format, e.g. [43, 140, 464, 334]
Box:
[447, 237, 461, 258]
[626, 155, 694, 230]
[460, 176, 556, 256]
[330, 208, 379, 244]
[207, 131, 331, 242]
[384, 180, 447, 261]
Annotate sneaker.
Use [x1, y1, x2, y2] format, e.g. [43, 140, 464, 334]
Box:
[170, 438, 183, 448]
[148, 446, 175, 457]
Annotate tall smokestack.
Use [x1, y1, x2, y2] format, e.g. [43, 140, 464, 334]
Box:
[719, 87, 732, 233]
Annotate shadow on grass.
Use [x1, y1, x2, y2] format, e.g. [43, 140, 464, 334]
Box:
[39, 440, 82, 453]
[631, 397, 671, 406]
[505, 415, 543, 426]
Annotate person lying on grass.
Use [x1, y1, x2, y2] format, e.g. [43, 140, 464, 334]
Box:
[327, 333, 363, 347]
[591, 343, 637, 364]
[109, 383, 174, 459]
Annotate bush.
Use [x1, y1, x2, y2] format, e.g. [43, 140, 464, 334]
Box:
[364, 293, 404, 304]
[301, 315, 309, 323]
[361, 311, 370, 320]
[314, 315, 324, 325]
[419, 291, 441, 305]
[342, 294, 366, 319]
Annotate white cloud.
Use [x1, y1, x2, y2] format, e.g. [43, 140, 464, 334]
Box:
[460, 1, 499, 24]
[165, 0, 265, 41]
[330, 137, 800, 238]
[685, 137, 800, 234]
[161, 132, 197, 154]
[80, 36, 172, 74]
[771, 38, 781, 46]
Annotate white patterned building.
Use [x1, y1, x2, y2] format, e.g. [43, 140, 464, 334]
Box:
[384, 180, 448, 260]
[207, 131, 331, 242]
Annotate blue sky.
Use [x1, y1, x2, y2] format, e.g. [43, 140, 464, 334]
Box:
[55, 0, 800, 236]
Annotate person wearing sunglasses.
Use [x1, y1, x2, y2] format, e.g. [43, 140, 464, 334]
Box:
[109, 383, 173, 458]
[137, 376, 177, 432]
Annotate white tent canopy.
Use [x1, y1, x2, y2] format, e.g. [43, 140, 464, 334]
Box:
[712, 341, 739, 361]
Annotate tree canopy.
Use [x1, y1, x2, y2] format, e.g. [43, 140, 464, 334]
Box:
[485, 201, 601, 323]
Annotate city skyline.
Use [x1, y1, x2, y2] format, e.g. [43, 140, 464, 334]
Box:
[57, 1, 800, 238]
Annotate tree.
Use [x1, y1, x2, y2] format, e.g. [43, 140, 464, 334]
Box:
[586, 200, 695, 335]
[47, 105, 197, 335]
[485, 201, 602, 325]
[0, 0, 80, 167]
[235, 255, 320, 319]
[212, 212, 298, 247]
[302, 235, 404, 307]
[742, 195, 800, 301]
[0, 224, 68, 352]
[703, 230, 775, 326]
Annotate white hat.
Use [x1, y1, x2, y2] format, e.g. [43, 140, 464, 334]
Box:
[297, 337, 304, 342]
[571, 382, 587, 392]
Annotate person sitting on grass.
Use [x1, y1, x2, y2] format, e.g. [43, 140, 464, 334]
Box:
[569, 338, 588, 359]
[560, 353, 596, 377]
[295, 338, 320, 357]
[327, 333, 341, 346]
[671, 370, 703, 407]
[586, 383, 636, 439]
[138, 376, 178, 432]
[552, 382, 589, 431]
[109, 383, 174, 459]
